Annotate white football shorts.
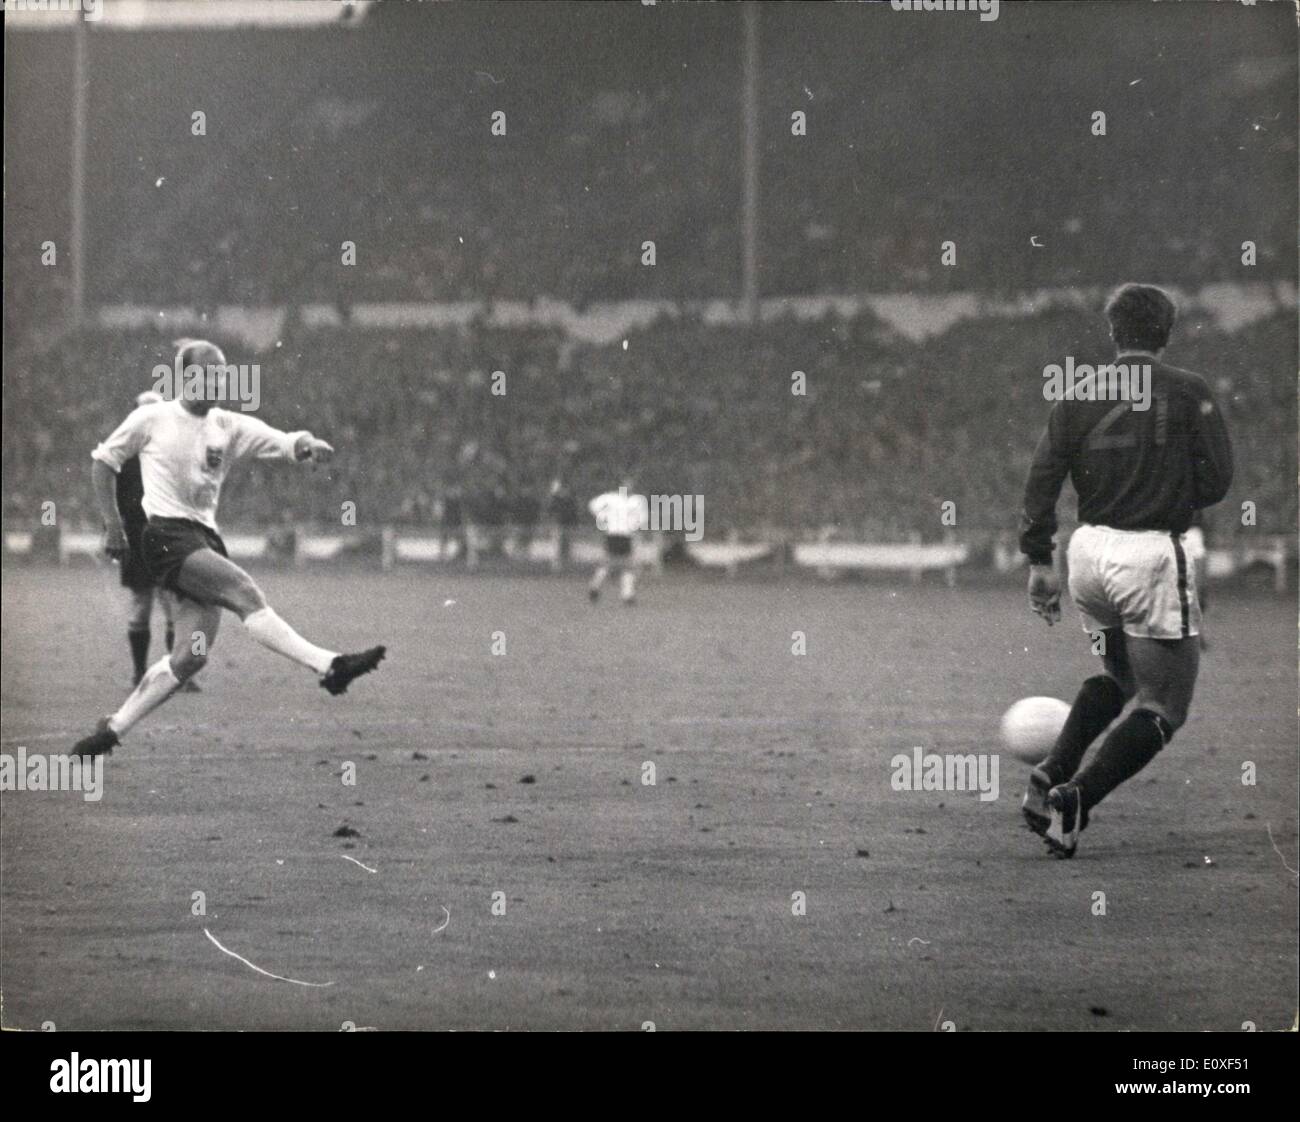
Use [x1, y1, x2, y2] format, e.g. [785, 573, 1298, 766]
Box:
[1067, 523, 1200, 640]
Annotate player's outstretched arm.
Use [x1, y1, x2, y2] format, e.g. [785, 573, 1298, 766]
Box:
[90, 459, 128, 559]
[292, 433, 334, 464]
[230, 412, 332, 465]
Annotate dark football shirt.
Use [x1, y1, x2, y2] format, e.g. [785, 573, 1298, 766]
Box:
[1019, 355, 1234, 565]
[115, 455, 148, 533]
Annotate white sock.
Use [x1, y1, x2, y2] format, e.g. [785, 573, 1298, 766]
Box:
[108, 656, 181, 737]
[243, 607, 337, 675]
[620, 571, 636, 601]
[590, 566, 609, 591]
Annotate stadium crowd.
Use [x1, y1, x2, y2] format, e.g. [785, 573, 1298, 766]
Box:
[2, 308, 1291, 546]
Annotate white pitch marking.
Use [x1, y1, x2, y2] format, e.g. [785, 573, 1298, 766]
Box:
[1266, 822, 1298, 880]
[340, 855, 378, 874]
[433, 907, 450, 934]
[203, 928, 335, 988]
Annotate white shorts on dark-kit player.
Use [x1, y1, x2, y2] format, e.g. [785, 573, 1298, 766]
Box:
[1068, 523, 1200, 640]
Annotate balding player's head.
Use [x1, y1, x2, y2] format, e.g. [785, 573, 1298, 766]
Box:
[173, 338, 229, 415]
[175, 338, 225, 368]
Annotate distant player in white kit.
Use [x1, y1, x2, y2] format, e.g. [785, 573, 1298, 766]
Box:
[71, 340, 385, 757]
[588, 479, 648, 605]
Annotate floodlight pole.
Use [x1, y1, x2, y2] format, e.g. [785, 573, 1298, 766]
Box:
[70, 15, 88, 327]
[740, 1, 760, 325]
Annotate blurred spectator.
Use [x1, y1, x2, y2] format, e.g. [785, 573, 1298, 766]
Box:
[549, 478, 579, 569]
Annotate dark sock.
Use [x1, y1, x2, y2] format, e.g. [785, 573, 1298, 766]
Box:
[1040, 674, 1127, 786]
[165, 624, 175, 651]
[128, 628, 151, 681]
[1074, 708, 1173, 811]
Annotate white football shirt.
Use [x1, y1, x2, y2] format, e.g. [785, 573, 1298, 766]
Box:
[588, 489, 648, 537]
[92, 400, 309, 531]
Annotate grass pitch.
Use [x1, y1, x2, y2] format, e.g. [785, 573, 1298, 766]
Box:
[2, 566, 1294, 1030]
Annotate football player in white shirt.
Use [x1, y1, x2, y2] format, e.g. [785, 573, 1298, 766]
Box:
[588, 479, 648, 605]
[72, 341, 385, 757]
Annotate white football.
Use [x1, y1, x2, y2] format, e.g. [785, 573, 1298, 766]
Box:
[999, 696, 1071, 765]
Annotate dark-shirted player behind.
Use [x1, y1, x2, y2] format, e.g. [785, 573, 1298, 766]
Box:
[114, 390, 198, 691]
[1017, 283, 1233, 856]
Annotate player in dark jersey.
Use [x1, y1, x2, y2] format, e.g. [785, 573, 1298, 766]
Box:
[1016, 283, 1234, 857]
[113, 391, 197, 691]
